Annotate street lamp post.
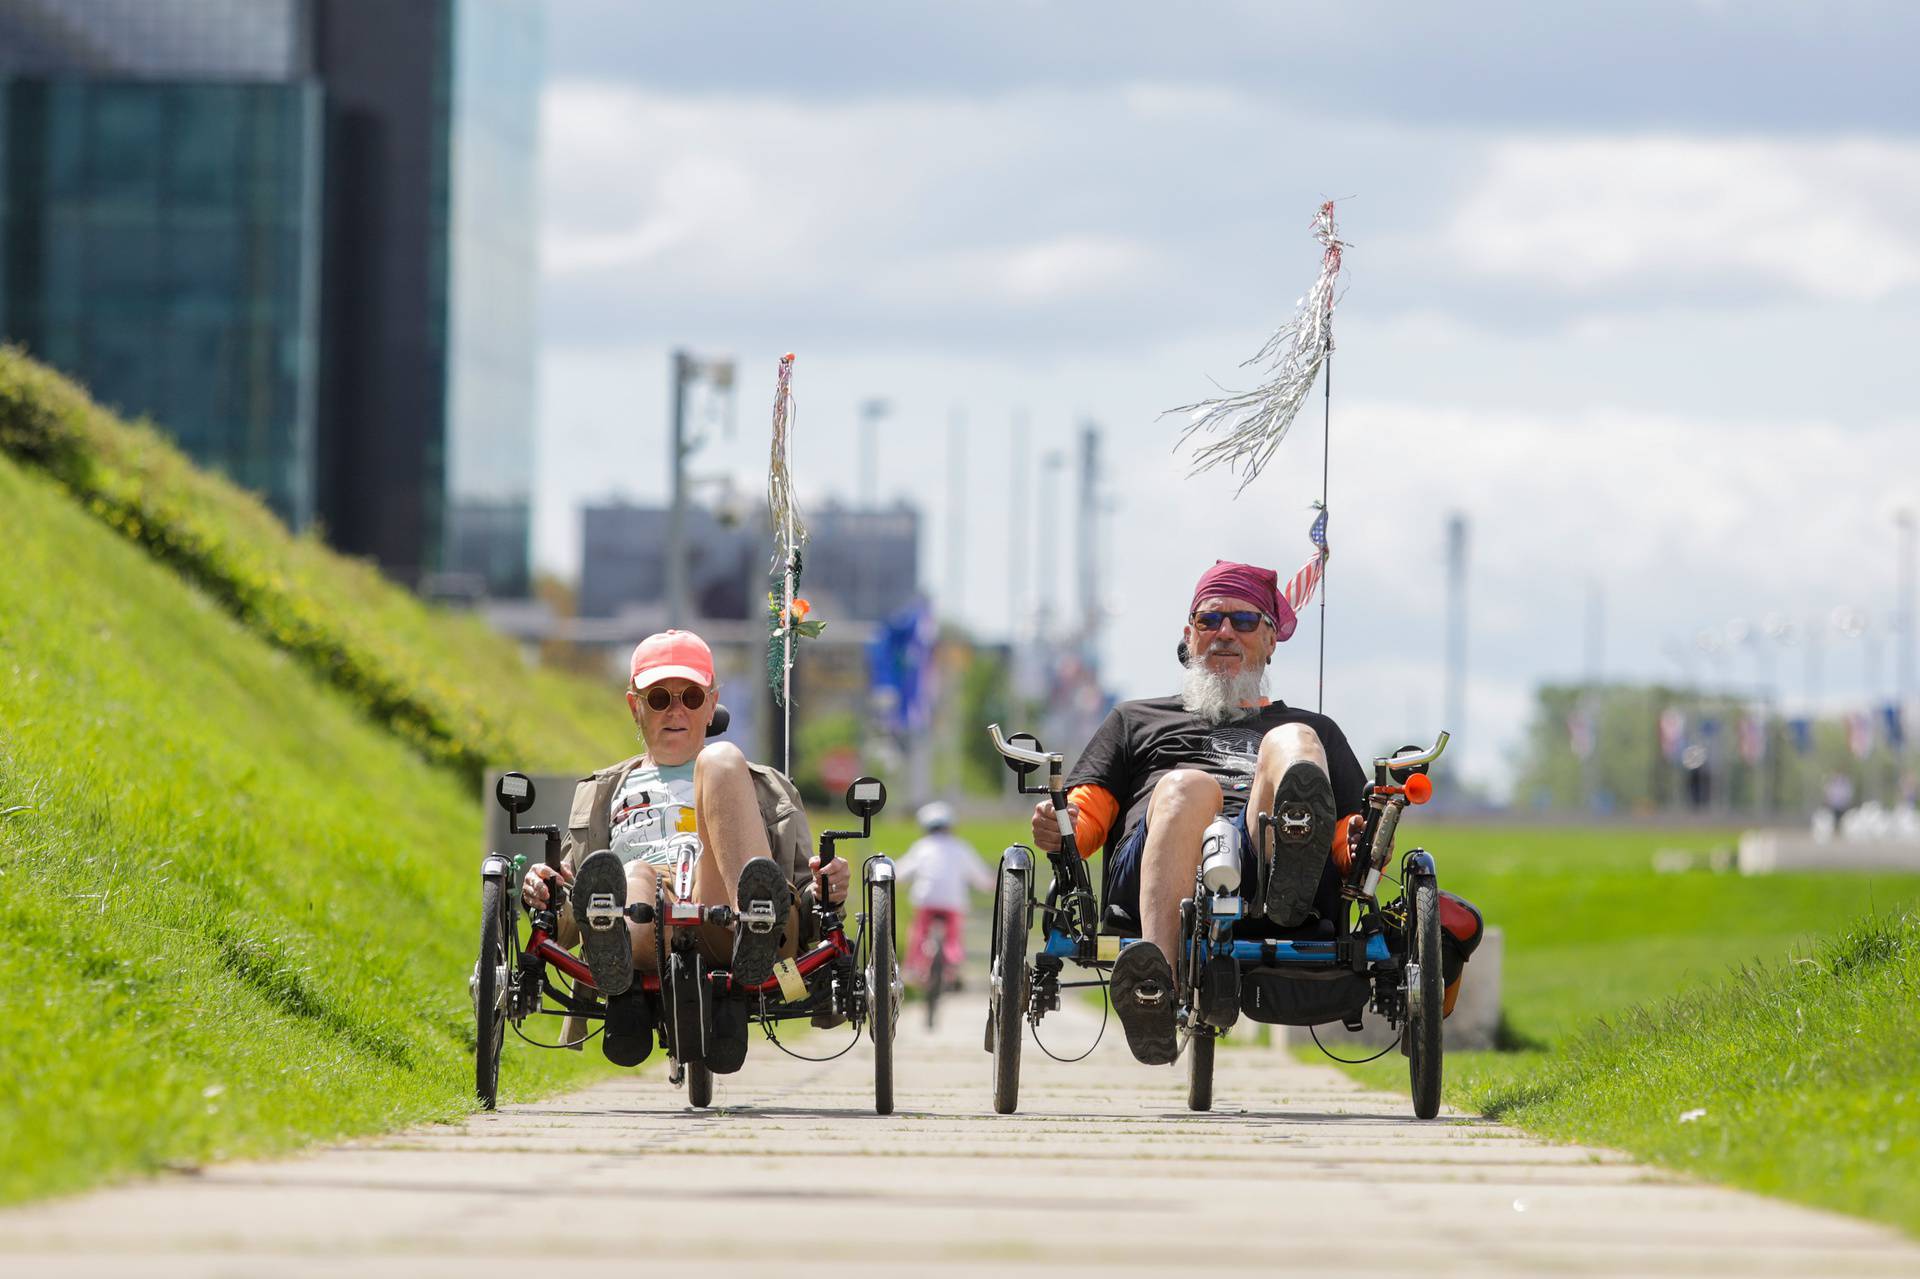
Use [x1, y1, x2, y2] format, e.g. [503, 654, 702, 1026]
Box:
[858, 399, 890, 508]
[666, 350, 735, 629]
[1899, 508, 1916, 761]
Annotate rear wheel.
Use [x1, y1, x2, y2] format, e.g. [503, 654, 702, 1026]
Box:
[687, 1062, 714, 1109]
[925, 922, 948, 1030]
[1187, 1030, 1215, 1112]
[1407, 876, 1444, 1119]
[869, 879, 897, 1115]
[989, 864, 1029, 1115]
[474, 877, 508, 1109]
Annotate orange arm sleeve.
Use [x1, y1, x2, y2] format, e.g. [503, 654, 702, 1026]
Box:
[1066, 784, 1119, 859]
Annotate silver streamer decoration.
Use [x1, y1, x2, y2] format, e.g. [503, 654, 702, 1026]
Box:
[1168, 201, 1348, 493]
[766, 353, 804, 771]
[767, 352, 804, 574]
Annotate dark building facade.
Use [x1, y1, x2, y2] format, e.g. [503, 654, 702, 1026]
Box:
[579, 499, 922, 624]
[580, 504, 767, 622]
[0, 0, 539, 596]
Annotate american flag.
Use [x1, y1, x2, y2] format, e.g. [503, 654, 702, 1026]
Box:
[1284, 505, 1330, 612]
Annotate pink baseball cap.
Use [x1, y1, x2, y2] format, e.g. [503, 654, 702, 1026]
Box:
[629, 629, 715, 690]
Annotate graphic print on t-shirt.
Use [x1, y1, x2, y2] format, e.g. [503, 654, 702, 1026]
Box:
[608, 760, 701, 870]
[1204, 725, 1265, 799]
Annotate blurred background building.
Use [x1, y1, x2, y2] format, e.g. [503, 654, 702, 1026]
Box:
[0, 0, 540, 597]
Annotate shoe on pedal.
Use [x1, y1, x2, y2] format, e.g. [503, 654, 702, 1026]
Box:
[602, 989, 655, 1067]
[730, 856, 792, 987]
[572, 850, 635, 996]
[1110, 942, 1178, 1065]
[1264, 760, 1334, 927]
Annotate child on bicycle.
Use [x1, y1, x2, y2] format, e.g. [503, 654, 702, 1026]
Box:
[897, 801, 994, 990]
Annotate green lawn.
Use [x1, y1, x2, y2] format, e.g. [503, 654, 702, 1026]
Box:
[1323, 820, 1920, 1236]
[0, 453, 627, 1205]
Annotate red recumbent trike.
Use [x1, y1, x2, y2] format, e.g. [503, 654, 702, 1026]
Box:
[472, 771, 900, 1113]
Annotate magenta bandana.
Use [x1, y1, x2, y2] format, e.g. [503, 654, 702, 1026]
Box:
[1189, 560, 1297, 642]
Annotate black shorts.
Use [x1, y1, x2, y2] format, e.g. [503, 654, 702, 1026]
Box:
[1105, 807, 1342, 937]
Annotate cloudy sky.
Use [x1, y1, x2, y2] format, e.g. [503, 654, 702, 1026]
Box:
[531, 2, 1920, 792]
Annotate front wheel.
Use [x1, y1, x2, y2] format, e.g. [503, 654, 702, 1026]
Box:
[1187, 1031, 1215, 1112]
[1407, 876, 1444, 1119]
[474, 876, 508, 1109]
[869, 878, 897, 1115]
[989, 863, 1029, 1115]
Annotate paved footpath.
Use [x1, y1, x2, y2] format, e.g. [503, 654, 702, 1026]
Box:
[5, 994, 1917, 1277]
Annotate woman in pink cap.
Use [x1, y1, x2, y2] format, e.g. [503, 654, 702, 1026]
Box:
[520, 628, 850, 1070]
[1027, 560, 1368, 1065]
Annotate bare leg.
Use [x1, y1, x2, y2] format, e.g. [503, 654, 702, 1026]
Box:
[690, 742, 796, 964]
[622, 859, 664, 973]
[691, 742, 774, 908]
[1249, 724, 1330, 848]
[1138, 769, 1223, 959]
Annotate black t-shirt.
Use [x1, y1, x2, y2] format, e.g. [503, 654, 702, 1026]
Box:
[1066, 696, 1367, 854]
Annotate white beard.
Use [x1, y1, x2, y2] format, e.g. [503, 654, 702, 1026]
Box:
[1180, 653, 1269, 725]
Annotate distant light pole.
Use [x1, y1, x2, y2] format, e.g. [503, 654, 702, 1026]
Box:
[1898, 508, 1916, 725]
[1036, 450, 1066, 641]
[858, 399, 890, 508]
[667, 350, 734, 628]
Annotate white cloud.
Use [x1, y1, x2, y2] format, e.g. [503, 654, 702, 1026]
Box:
[533, 75, 1920, 794]
[879, 234, 1161, 305]
[1443, 136, 1920, 301]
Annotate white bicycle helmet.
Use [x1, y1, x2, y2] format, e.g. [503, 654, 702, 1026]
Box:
[916, 801, 954, 831]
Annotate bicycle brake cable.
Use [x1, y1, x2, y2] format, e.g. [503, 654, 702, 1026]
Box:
[1029, 979, 1109, 1064]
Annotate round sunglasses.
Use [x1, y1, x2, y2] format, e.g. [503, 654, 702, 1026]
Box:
[637, 684, 708, 712]
[1190, 609, 1268, 634]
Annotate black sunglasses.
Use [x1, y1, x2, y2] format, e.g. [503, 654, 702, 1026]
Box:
[639, 684, 707, 712]
[1191, 610, 1268, 635]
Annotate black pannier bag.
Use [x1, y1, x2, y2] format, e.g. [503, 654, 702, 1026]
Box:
[1239, 967, 1371, 1027]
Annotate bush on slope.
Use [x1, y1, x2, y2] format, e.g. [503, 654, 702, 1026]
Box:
[0, 346, 621, 781]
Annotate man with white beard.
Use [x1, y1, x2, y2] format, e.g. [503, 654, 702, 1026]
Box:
[1029, 560, 1367, 1064]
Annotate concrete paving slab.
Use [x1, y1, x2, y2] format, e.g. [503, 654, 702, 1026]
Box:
[2, 991, 1915, 1277]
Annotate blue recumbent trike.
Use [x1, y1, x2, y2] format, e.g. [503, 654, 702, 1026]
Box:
[983, 722, 1451, 1118]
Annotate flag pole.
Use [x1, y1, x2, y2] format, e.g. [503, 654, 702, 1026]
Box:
[1318, 330, 1330, 715]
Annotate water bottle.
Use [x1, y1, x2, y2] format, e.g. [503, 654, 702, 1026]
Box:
[1199, 817, 1242, 893]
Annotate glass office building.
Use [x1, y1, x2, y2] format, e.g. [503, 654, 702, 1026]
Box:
[0, 77, 323, 525]
[441, 0, 541, 597]
[0, 0, 540, 597]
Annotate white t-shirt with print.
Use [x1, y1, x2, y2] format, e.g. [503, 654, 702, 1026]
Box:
[608, 759, 702, 872]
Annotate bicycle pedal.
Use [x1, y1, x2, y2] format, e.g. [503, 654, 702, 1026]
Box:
[585, 892, 624, 931]
[1278, 807, 1314, 839]
[1133, 980, 1168, 1007]
[740, 898, 777, 935]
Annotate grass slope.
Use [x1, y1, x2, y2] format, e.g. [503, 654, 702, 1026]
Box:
[0, 452, 630, 1204]
[0, 347, 619, 779]
[1465, 911, 1920, 1234]
[1324, 821, 1920, 1234]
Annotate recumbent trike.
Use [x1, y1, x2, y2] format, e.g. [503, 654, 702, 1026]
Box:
[983, 723, 1452, 1118]
[472, 754, 902, 1113]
